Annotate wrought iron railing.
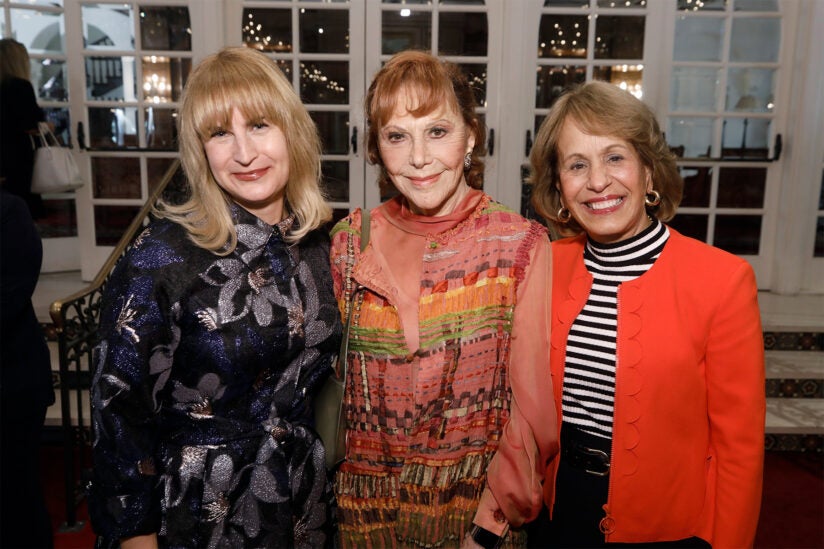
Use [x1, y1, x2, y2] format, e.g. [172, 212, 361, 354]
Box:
[49, 160, 181, 531]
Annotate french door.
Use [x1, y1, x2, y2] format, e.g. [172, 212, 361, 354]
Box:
[2, 0, 79, 272]
[5, 0, 821, 293]
[507, 0, 823, 293]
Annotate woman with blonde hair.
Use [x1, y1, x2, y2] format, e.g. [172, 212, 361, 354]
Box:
[89, 46, 341, 548]
[0, 38, 46, 218]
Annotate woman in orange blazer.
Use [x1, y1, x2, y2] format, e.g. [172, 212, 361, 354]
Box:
[527, 81, 765, 549]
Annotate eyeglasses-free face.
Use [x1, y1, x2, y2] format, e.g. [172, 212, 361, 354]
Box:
[556, 119, 653, 244]
[378, 90, 475, 218]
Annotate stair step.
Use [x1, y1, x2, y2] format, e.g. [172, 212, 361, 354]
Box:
[758, 292, 824, 332]
[765, 350, 824, 401]
[765, 398, 824, 435]
[765, 350, 824, 379]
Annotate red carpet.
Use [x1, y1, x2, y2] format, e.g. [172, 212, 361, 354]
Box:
[754, 451, 824, 549]
[40, 446, 822, 548]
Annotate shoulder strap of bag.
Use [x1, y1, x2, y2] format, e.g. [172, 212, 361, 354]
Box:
[337, 208, 370, 379]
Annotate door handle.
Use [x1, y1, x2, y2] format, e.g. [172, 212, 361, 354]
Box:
[77, 121, 86, 150]
[525, 130, 533, 157]
[350, 126, 358, 155]
[487, 128, 495, 156]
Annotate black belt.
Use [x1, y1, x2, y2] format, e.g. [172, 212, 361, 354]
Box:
[561, 426, 611, 477]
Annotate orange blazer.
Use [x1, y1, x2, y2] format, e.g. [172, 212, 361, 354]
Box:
[545, 228, 765, 549]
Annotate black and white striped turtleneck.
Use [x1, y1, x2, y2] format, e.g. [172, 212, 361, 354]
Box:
[562, 218, 670, 440]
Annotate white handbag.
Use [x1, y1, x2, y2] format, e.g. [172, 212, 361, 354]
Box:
[30, 122, 84, 194]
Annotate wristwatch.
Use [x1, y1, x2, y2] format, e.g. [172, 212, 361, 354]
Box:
[469, 523, 505, 549]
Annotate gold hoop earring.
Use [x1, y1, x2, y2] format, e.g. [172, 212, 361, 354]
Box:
[557, 206, 571, 223]
[645, 190, 661, 207]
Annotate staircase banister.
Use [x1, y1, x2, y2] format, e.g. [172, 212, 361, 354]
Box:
[49, 159, 181, 329]
[47, 158, 180, 531]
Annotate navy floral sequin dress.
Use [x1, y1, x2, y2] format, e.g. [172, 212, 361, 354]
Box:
[89, 205, 341, 548]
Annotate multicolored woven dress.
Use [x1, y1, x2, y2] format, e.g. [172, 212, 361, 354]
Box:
[329, 190, 558, 548]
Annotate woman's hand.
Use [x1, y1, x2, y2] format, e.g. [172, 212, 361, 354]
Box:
[120, 533, 159, 549]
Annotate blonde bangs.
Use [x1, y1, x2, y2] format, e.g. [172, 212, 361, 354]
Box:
[183, 50, 292, 142]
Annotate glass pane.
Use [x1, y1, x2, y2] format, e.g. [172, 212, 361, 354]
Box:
[815, 217, 824, 258]
[674, 17, 723, 62]
[536, 65, 586, 109]
[383, 0, 431, 4]
[677, 0, 726, 11]
[86, 56, 137, 101]
[538, 15, 588, 59]
[11, 9, 63, 54]
[545, 0, 589, 6]
[727, 68, 775, 113]
[669, 214, 708, 242]
[593, 65, 643, 99]
[300, 10, 348, 54]
[145, 108, 177, 150]
[139, 6, 191, 51]
[300, 61, 348, 105]
[458, 63, 487, 107]
[722, 117, 770, 159]
[147, 157, 176, 194]
[9, 0, 59, 6]
[382, 10, 432, 54]
[667, 117, 714, 158]
[717, 167, 766, 208]
[150, 161, 189, 205]
[440, 0, 484, 4]
[43, 107, 71, 147]
[83, 4, 135, 50]
[439, 12, 487, 56]
[818, 170, 824, 209]
[142, 56, 191, 103]
[734, 0, 779, 11]
[243, 9, 292, 52]
[311, 111, 349, 155]
[597, 0, 647, 6]
[714, 214, 761, 255]
[276, 59, 293, 82]
[92, 156, 140, 198]
[89, 107, 139, 148]
[95, 205, 141, 246]
[32, 58, 68, 101]
[35, 198, 78, 239]
[731, 18, 779, 62]
[670, 67, 719, 112]
[321, 161, 349, 202]
[594, 16, 644, 59]
[680, 166, 712, 207]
